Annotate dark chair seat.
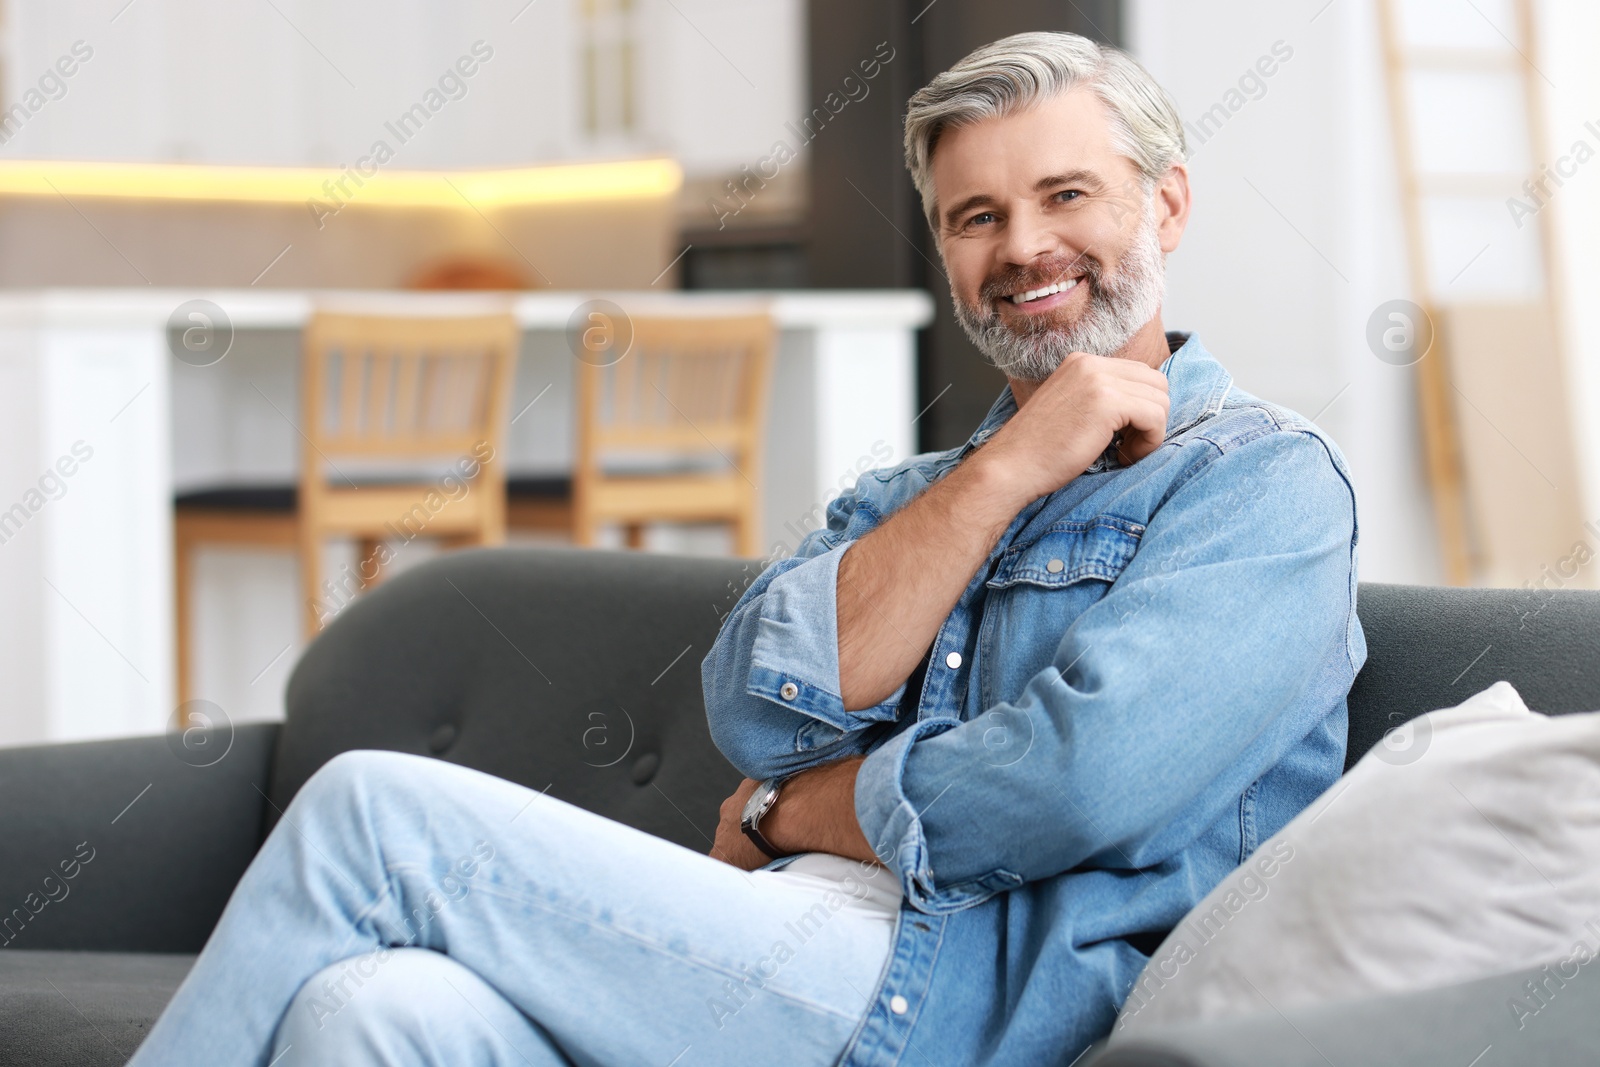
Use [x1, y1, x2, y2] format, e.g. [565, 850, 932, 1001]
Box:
[0, 951, 194, 1067]
[174, 485, 297, 511]
[175, 478, 575, 510]
[506, 475, 577, 538]
[506, 475, 574, 499]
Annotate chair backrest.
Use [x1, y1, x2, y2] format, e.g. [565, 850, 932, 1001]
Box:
[300, 311, 520, 477]
[575, 313, 774, 477]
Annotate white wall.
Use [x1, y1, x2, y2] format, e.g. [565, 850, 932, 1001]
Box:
[1538, 0, 1600, 533]
[1129, 0, 1599, 586]
[0, 0, 804, 180]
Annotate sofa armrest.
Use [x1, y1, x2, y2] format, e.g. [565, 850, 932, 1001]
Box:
[1083, 955, 1598, 1066]
[0, 722, 279, 953]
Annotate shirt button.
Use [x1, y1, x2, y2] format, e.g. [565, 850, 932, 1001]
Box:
[944, 651, 962, 669]
[779, 682, 798, 700]
[889, 994, 909, 1015]
[1046, 558, 1065, 573]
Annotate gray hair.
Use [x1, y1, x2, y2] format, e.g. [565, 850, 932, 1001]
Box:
[903, 31, 1187, 231]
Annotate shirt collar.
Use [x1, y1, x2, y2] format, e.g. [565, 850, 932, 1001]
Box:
[955, 331, 1232, 472]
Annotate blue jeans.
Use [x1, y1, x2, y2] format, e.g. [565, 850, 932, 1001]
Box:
[126, 751, 896, 1066]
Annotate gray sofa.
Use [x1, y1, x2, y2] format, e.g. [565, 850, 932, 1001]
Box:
[0, 545, 1596, 1066]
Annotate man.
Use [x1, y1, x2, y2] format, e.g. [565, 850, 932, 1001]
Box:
[128, 30, 1362, 1067]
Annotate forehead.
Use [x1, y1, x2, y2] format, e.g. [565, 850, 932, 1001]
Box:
[930, 88, 1135, 201]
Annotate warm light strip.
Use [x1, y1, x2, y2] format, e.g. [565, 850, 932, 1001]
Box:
[0, 157, 682, 208]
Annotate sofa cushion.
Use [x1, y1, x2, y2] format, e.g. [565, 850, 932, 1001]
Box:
[0, 951, 193, 1067]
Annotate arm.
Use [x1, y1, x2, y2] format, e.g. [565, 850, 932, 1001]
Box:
[699, 453, 1026, 782]
[704, 353, 1171, 866]
[702, 351, 1171, 782]
[854, 430, 1363, 911]
[836, 353, 1171, 711]
[710, 758, 877, 871]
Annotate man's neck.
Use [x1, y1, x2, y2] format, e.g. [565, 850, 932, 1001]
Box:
[1008, 315, 1169, 408]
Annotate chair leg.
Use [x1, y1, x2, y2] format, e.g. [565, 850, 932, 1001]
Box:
[624, 522, 646, 550]
[300, 527, 324, 640]
[573, 507, 599, 546]
[356, 537, 384, 588]
[733, 513, 762, 559]
[174, 521, 192, 719]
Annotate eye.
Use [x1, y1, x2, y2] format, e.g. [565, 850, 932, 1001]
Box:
[1054, 189, 1083, 203]
[966, 211, 997, 228]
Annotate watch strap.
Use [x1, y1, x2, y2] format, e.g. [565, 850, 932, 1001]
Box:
[741, 775, 788, 860]
[741, 819, 783, 860]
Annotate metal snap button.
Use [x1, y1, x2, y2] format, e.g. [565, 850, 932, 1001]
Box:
[1046, 558, 1065, 573]
[780, 682, 799, 700]
[944, 651, 962, 669]
[889, 994, 909, 1015]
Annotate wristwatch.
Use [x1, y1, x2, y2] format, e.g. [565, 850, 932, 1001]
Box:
[740, 775, 790, 859]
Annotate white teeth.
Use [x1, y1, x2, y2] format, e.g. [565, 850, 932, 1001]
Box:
[1010, 277, 1079, 304]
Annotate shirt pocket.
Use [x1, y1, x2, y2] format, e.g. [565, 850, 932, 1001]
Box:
[984, 516, 1144, 591]
[978, 518, 1144, 707]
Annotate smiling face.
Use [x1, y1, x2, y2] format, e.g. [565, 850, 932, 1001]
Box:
[931, 88, 1190, 381]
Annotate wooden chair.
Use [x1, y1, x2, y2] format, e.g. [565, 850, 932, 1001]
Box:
[508, 313, 775, 556]
[175, 311, 519, 705]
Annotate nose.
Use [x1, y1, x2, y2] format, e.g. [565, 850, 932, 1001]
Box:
[996, 202, 1068, 269]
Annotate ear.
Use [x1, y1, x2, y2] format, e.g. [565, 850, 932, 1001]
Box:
[1154, 163, 1192, 254]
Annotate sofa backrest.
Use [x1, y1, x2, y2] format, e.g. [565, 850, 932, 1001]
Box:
[278, 548, 1600, 851]
[1344, 582, 1600, 769]
[276, 546, 752, 851]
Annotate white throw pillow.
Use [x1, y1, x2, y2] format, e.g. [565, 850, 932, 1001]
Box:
[1114, 681, 1600, 1036]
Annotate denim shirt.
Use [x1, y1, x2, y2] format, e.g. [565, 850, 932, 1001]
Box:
[701, 333, 1366, 1066]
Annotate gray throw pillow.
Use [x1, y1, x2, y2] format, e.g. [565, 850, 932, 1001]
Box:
[1114, 681, 1600, 1036]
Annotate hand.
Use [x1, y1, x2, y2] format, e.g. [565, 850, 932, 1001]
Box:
[711, 777, 775, 872]
[977, 352, 1170, 502]
[710, 759, 880, 872]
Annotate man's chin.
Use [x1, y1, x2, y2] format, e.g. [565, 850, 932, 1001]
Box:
[971, 334, 1071, 381]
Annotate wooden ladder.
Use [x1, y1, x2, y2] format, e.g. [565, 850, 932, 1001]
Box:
[1375, 0, 1579, 586]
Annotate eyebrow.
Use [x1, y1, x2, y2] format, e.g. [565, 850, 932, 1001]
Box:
[1034, 169, 1106, 194]
[940, 169, 1108, 231]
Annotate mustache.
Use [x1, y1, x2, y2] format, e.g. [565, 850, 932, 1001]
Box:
[977, 249, 1104, 306]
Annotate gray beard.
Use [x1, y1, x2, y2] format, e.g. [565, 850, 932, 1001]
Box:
[952, 203, 1167, 381]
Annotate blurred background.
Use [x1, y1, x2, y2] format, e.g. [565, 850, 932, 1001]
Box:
[0, 0, 1594, 745]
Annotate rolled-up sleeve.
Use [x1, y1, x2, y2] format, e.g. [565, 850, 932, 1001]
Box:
[853, 430, 1363, 914]
[702, 480, 911, 780]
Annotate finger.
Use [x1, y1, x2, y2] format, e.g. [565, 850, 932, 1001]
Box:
[1114, 399, 1172, 459]
[1110, 380, 1172, 412]
[1121, 395, 1171, 436]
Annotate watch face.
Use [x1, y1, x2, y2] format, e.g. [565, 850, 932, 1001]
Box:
[742, 779, 777, 824]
